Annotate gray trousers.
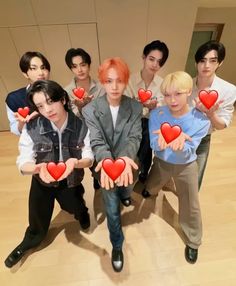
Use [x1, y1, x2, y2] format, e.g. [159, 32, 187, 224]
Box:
[146, 157, 202, 249]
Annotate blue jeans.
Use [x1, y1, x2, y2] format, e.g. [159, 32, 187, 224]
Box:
[101, 187, 124, 249]
[196, 134, 211, 190]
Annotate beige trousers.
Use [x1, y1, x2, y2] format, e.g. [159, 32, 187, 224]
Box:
[146, 157, 202, 249]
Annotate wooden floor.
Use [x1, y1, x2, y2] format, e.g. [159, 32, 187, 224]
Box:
[0, 114, 236, 286]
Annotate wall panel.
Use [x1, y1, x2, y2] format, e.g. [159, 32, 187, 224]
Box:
[95, 0, 148, 72]
[147, 0, 198, 77]
[10, 26, 45, 56]
[0, 0, 36, 27]
[39, 25, 71, 85]
[31, 0, 96, 25]
[0, 28, 25, 91]
[0, 77, 9, 131]
[68, 23, 100, 79]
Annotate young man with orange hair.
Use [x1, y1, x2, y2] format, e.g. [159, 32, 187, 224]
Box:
[82, 57, 142, 272]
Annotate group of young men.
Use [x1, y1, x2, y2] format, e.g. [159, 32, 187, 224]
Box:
[4, 39, 236, 272]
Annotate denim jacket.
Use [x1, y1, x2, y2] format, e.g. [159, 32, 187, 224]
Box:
[26, 110, 88, 188]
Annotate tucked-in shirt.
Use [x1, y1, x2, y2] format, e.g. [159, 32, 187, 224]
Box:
[189, 75, 236, 133]
[64, 77, 106, 116]
[149, 106, 210, 164]
[16, 115, 94, 171]
[125, 71, 163, 118]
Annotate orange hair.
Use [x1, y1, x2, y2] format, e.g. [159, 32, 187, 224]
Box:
[98, 57, 130, 85]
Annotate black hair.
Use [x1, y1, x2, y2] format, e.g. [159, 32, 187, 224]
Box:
[143, 40, 169, 67]
[19, 51, 51, 73]
[27, 80, 70, 112]
[195, 40, 225, 64]
[65, 48, 91, 69]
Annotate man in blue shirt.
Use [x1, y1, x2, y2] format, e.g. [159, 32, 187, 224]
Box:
[142, 71, 210, 264]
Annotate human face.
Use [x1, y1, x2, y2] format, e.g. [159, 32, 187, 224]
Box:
[163, 85, 191, 117]
[103, 68, 126, 106]
[196, 50, 221, 79]
[143, 50, 163, 75]
[33, 92, 67, 129]
[71, 56, 90, 81]
[24, 57, 50, 83]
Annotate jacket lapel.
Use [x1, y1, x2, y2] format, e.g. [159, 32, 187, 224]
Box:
[95, 95, 114, 146]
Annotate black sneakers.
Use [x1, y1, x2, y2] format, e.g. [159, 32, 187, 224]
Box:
[111, 248, 124, 272]
[78, 212, 90, 230]
[4, 246, 26, 268]
[185, 245, 198, 264]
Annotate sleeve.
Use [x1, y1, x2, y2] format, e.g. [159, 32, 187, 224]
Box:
[82, 106, 113, 162]
[6, 104, 21, 136]
[16, 126, 36, 171]
[216, 87, 236, 127]
[180, 116, 211, 161]
[81, 130, 94, 161]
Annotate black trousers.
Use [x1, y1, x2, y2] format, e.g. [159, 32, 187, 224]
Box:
[19, 176, 87, 251]
[137, 118, 153, 177]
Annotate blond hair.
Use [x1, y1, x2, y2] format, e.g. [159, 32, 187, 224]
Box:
[160, 71, 193, 95]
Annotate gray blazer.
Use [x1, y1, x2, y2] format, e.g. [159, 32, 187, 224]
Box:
[82, 94, 142, 163]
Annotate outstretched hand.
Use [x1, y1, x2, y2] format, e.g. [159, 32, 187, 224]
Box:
[115, 156, 138, 187]
[95, 157, 138, 190]
[153, 129, 192, 151]
[95, 161, 115, 190]
[194, 98, 224, 117]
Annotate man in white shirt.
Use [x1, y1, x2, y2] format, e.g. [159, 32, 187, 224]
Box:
[189, 40, 236, 189]
[4, 80, 94, 268]
[125, 40, 169, 197]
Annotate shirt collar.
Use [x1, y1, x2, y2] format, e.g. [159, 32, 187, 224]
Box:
[50, 113, 68, 133]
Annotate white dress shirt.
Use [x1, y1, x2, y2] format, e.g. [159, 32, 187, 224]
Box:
[125, 71, 163, 118]
[189, 75, 236, 133]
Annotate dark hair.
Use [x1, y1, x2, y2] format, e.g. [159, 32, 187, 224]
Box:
[195, 40, 225, 64]
[19, 51, 51, 73]
[65, 48, 91, 69]
[143, 40, 169, 67]
[27, 80, 70, 112]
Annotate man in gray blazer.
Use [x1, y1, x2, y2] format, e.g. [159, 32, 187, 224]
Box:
[82, 57, 142, 272]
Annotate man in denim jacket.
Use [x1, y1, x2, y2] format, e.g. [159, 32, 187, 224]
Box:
[5, 80, 94, 268]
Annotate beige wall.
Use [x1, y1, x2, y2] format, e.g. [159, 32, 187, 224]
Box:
[196, 7, 236, 85]
[0, 0, 235, 131]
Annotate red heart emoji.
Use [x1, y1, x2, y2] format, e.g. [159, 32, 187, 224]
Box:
[198, 90, 218, 109]
[73, 87, 85, 99]
[46, 162, 66, 181]
[17, 107, 30, 118]
[138, 88, 152, 103]
[102, 158, 126, 181]
[160, 122, 182, 144]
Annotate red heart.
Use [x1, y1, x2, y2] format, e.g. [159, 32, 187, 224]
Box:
[198, 90, 218, 109]
[17, 107, 30, 118]
[46, 162, 66, 181]
[73, 87, 85, 99]
[102, 158, 126, 181]
[138, 88, 152, 103]
[160, 122, 182, 144]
